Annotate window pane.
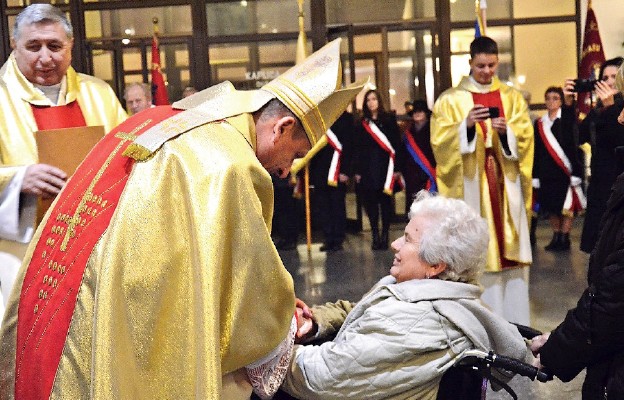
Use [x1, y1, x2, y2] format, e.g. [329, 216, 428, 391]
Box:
[451, 0, 511, 22]
[514, 23, 576, 105]
[346, 59, 375, 112]
[326, 0, 435, 24]
[387, 30, 434, 111]
[258, 41, 311, 64]
[122, 48, 143, 73]
[91, 49, 114, 86]
[514, 0, 575, 18]
[160, 43, 189, 102]
[85, 6, 192, 39]
[354, 34, 381, 53]
[209, 40, 303, 89]
[207, 0, 310, 37]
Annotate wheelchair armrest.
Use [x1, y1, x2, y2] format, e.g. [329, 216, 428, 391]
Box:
[455, 349, 552, 383]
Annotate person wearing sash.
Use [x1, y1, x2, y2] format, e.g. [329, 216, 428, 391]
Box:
[354, 89, 403, 250]
[0, 4, 126, 319]
[310, 111, 354, 251]
[401, 99, 436, 216]
[430, 36, 533, 325]
[0, 38, 365, 399]
[533, 87, 585, 252]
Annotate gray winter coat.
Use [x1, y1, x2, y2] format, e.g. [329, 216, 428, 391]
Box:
[282, 276, 527, 400]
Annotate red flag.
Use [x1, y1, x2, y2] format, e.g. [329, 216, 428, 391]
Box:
[151, 21, 169, 105]
[577, 1, 605, 119]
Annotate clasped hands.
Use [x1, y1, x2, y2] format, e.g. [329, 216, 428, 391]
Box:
[466, 104, 507, 135]
[295, 298, 316, 342]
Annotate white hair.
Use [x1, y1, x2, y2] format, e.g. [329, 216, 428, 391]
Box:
[408, 191, 489, 283]
[13, 4, 73, 41]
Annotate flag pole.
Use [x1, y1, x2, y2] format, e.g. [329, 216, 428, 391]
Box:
[295, 0, 313, 253]
[151, 17, 170, 105]
[475, 0, 487, 36]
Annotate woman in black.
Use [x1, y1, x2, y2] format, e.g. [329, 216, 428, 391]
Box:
[532, 87, 584, 251]
[354, 89, 402, 250]
[575, 57, 624, 253]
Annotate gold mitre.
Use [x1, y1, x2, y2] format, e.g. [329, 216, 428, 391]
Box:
[261, 38, 366, 149]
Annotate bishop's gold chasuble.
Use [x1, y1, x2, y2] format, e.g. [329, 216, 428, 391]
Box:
[0, 104, 295, 399]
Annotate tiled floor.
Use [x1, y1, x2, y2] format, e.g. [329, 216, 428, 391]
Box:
[278, 216, 589, 399]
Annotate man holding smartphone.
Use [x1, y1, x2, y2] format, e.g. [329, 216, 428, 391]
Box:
[430, 36, 534, 325]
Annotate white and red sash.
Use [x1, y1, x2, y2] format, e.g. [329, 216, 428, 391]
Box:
[361, 119, 396, 195]
[537, 115, 587, 213]
[326, 128, 343, 187]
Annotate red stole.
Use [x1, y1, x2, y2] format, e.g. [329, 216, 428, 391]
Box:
[14, 106, 181, 399]
[31, 101, 87, 130]
[471, 91, 516, 269]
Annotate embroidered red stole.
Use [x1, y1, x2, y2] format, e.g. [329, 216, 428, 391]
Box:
[361, 119, 397, 195]
[471, 91, 516, 268]
[536, 118, 586, 213]
[31, 101, 87, 130]
[14, 106, 181, 399]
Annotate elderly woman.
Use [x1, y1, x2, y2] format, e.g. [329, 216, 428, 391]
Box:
[282, 192, 527, 400]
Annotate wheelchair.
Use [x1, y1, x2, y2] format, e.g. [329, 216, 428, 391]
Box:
[269, 324, 551, 400]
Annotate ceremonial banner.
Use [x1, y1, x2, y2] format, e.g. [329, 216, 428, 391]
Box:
[35, 125, 105, 222]
[578, 0, 605, 120]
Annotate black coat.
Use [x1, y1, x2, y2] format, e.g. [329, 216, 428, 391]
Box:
[540, 173, 624, 399]
[354, 113, 403, 191]
[579, 95, 624, 252]
[532, 107, 583, 215]
[401, 121, 436, 196]
[309, 112, 355, 188]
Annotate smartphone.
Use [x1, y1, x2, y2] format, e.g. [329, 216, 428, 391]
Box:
[488, 107, 500, 118]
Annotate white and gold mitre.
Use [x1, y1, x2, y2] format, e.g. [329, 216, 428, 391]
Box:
[124, 38, 365, 161]
[261, 38, 366, 148]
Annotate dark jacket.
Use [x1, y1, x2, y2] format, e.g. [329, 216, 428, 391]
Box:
[309, 112, 355, 188]
[540, 172, 624, 399]
[354, 112, 403, 191]
[579, 95, 624, 252]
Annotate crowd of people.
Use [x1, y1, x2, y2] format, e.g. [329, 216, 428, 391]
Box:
[2, 3, 624, 399]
